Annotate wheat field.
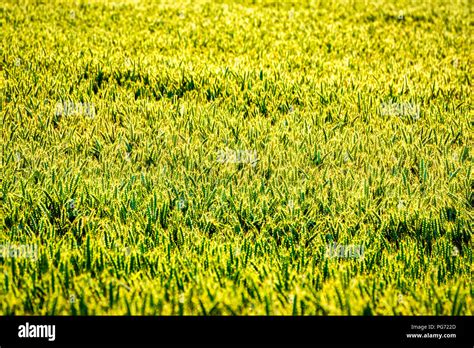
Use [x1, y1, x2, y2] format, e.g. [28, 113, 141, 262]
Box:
[0, 0, 472, 315]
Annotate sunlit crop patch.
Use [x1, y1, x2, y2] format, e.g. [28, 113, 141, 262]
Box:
[0, 0, 472, 315]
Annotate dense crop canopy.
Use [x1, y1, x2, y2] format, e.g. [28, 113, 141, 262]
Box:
[0, 0, 472, 315]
